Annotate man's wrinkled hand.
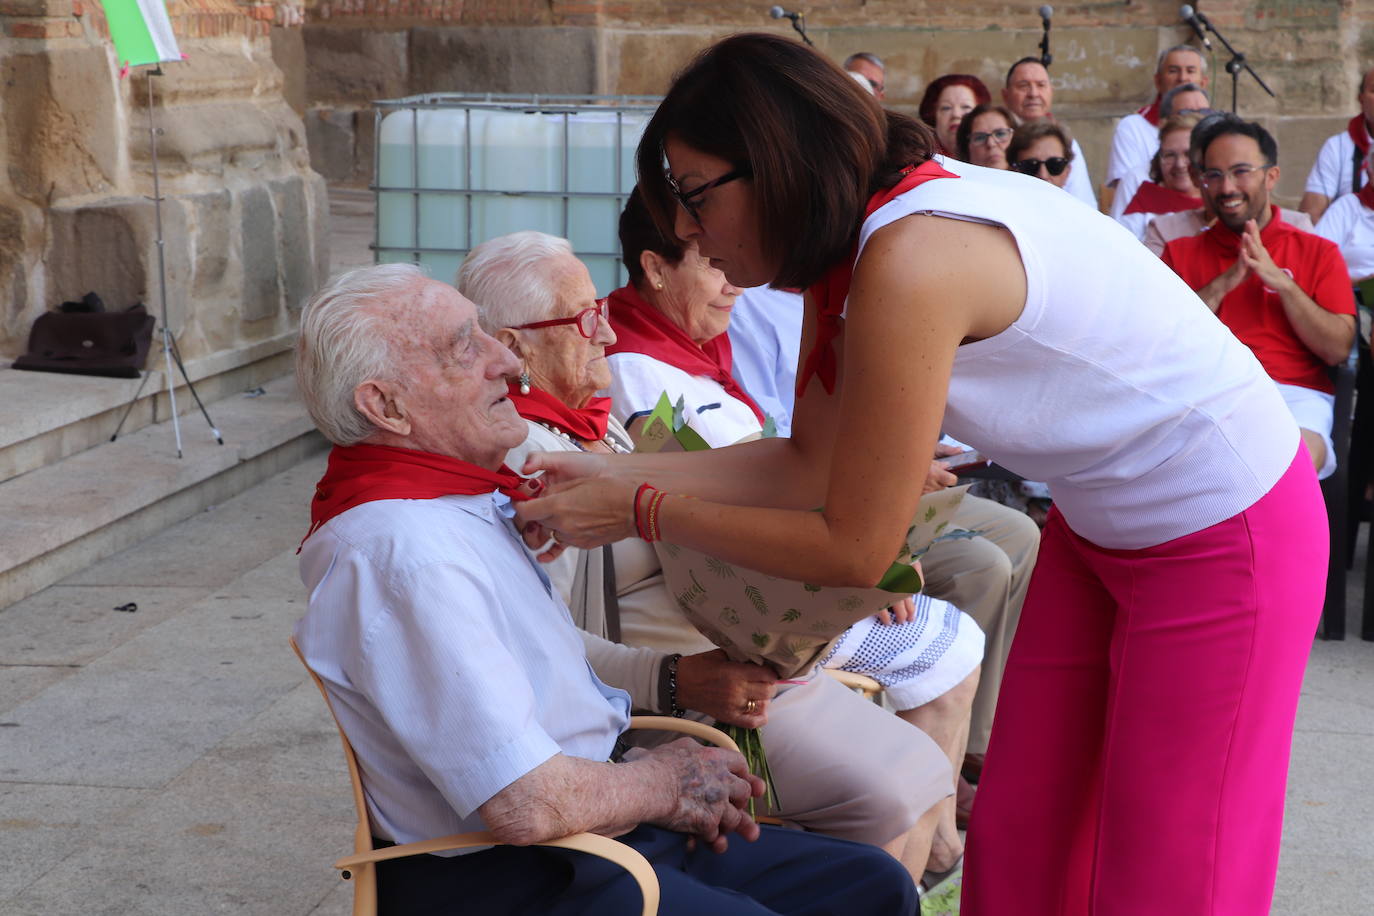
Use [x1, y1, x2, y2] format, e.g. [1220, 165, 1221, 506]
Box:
[646, 738, 764, 853]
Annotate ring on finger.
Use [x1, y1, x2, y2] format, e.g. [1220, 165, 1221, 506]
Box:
[744, 698, 758, 715]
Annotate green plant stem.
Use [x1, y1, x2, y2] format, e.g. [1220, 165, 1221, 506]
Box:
[721, 724, 780, 818]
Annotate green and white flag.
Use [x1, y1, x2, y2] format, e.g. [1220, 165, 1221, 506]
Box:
[99, 0, 182, 70]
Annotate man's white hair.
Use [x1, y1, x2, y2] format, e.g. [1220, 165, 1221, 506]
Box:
[295, 262, 425, 446]
[457, 231, 577, 335]
[1158, 44, 1208, 73]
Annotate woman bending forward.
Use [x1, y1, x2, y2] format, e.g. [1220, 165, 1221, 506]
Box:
[517, 33, 1326, 916]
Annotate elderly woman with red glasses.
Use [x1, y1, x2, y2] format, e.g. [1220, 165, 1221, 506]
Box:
[1006, 120, 1076, 191]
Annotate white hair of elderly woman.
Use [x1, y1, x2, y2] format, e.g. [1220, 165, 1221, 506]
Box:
[457, 230, 576, 334]
[295, 262, 425, 446]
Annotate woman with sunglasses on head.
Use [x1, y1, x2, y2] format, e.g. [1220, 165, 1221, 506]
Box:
[1007, 120, 1075, 191]
[517, 33, 1326, 916]
[954, 103, 1016, 168]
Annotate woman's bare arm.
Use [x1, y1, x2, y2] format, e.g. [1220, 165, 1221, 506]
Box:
[519, 215, 1027, 586]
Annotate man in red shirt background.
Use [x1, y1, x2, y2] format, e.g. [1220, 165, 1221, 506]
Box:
[1163, 115, 1356, 478]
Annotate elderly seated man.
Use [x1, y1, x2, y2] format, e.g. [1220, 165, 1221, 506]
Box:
[292, 263, 918, 916]
[455, 230, 965, 902]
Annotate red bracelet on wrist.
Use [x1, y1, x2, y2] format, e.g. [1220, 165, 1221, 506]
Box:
[646, 489, 669, 542]
[634, 483, 656, 541]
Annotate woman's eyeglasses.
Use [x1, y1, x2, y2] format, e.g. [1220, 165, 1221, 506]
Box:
[666, 167, 752, 224]
[969, 127, 1013, 146]
[514, 303, 609, 339]
[1012, 157, 1071, 177]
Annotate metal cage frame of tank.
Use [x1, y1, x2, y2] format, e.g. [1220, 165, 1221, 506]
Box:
[371, 92, 663, 292]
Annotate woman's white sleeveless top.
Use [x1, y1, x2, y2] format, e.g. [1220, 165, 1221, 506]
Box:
[852, 158, 1297, 549]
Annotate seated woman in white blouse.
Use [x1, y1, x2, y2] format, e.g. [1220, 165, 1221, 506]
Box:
[1315, 148, 1374, 286]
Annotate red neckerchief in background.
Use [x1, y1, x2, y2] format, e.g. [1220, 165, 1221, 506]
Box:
[301, 443, 535, 548]
[506, 383, 611, 442]
[797, 159, 959, 398]
[1137, 94, 1162, 127]
[1122, 181, 1203, 216]
[1347, 114, 1372, 156]
[604, 283, 766, 425]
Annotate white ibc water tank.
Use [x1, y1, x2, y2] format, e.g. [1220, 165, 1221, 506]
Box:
[376, 98, 651, 293]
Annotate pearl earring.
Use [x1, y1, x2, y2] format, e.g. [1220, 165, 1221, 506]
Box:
[519, 368, 531, 395]
[655, 282, 664, 290]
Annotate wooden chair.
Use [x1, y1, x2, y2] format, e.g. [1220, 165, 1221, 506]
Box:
[290, 637, 741, 916]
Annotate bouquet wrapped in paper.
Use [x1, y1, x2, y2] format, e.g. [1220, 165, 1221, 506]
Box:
[629, 394, 975, 680]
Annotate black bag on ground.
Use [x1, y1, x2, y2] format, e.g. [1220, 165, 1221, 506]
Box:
[12, 301, 156, 379]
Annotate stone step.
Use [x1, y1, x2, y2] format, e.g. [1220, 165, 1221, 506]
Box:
[0, 332, 297, 487]
[0, 373, 325, 610]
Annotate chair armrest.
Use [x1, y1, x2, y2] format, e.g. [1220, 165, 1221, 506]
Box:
[336, 830, 660, 916]
[824, 668, 882, 698]
[628, 715, 740, 752]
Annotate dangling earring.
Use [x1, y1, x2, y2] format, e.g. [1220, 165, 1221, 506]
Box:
[519, 367, 531, 396]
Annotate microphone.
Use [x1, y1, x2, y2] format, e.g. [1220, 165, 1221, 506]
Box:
[769, 5, 800, 20]
[1038, 5, 1053, 67]
[1180, 4, 1213, 50]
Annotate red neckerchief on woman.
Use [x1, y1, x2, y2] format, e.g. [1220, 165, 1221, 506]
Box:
[604, 283, 766, 425]
[797, 159, 959, 398]
[1358, 179, 1374, 212]
[506, 383, 611, 442]
[300, 443, 535, 548]
[1137, 95, 1162, 127]
[1122, 181, 1203, 216]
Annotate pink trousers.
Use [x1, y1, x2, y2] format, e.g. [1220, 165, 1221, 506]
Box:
[963, 447, 1326, 915]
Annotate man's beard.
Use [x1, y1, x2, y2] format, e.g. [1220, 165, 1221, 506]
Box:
[1212, 191, 1265, 233]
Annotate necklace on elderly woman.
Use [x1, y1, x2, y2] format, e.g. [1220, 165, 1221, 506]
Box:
[534, 421, 630, 454]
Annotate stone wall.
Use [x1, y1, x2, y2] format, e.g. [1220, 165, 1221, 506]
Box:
[0, 0, 327, 362]
[298, 0, 1374, 207]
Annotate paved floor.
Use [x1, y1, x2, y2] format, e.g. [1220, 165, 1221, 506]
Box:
[0, 453, 1371, 914]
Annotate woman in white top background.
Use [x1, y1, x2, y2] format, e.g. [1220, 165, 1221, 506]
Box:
[517, 33, 1327, 916]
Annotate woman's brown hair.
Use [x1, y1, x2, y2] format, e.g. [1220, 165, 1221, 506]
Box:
[635, 33, 936, 290]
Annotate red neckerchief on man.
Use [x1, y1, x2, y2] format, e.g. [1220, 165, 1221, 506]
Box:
[604, 283, 766, 425]
[301, 443, 535, 548]
[1348, 114, 1372, 193]
[1137, 95, 1162, 127]
[798, 159, 959, 398]
[506, 383, 611, 442]
[1122, 181, 1202, 216]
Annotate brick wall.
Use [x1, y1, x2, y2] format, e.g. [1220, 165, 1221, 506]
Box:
[296, 1, 1374, 205]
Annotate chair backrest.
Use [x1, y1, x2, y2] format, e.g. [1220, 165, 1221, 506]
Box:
[290, 636, 381, 915]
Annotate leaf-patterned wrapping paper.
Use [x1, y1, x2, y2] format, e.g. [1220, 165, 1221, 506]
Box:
[653, 485, 973, 679]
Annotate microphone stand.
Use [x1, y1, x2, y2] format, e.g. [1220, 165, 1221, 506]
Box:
[1039, 16, 1052, 67]
[1196, 12, 1274, 112]
[789, 11, 814, 47]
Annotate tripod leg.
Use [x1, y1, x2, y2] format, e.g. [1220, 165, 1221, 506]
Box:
[167, 334, 224, 444]
[161, 325, 184, 459]
[110, 370, 154, 442]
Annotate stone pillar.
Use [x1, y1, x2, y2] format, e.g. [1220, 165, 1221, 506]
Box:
[0, 0, 327, 363]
